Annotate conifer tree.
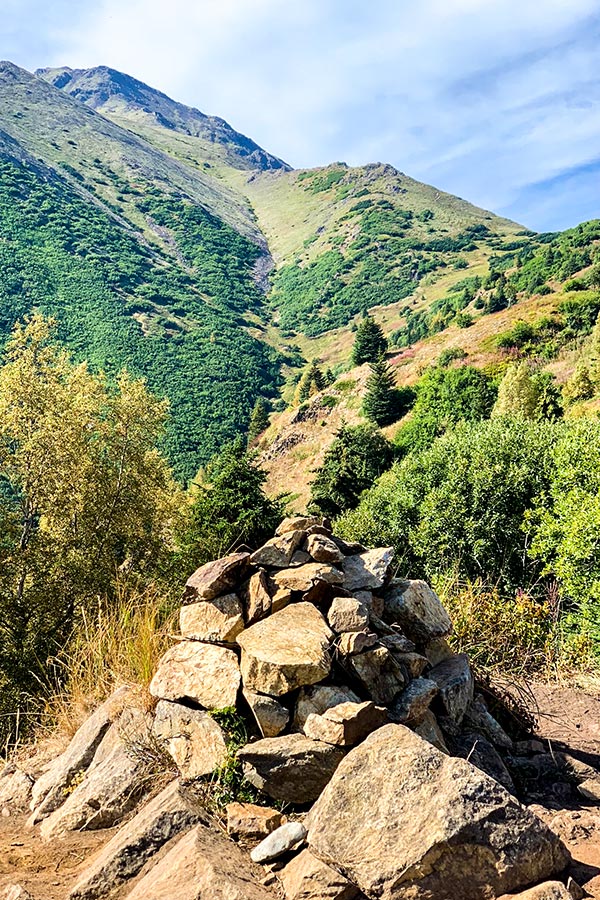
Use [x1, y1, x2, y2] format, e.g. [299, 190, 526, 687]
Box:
[247, 398, 270, 447]
[363, 355, 399, 426]
[295, 360, 325, 404]
[352, 313, 388, 365]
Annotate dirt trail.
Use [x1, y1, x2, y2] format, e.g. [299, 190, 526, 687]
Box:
[1, 681, 600, 899]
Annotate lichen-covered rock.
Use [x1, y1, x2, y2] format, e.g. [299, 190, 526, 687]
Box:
[306, 534, 345, 564]
[383, 579, 452, 643]
[307, 725, 569, 900]
[327, 597, 369, 633]
[250, 531, 306, 568]
[226, 801, 283, 840]
[244, 690, 290, 737]
[237, 603, 333, 696]
[182, 552, 250, 603]
[294, 684, 361, 731]
[149, 641, 240, 709]
[279, 849, 360, 900]
[429, 652, 474, 724]
[179, 593, 244, 642]
[152, 700, 227, 778]
[304, 701, 387, 746]
[349, 646, 406, 704]
[237, 734, 344, 804]
[341, 548, 395, 592]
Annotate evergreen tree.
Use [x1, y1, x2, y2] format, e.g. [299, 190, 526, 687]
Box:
[295, 360, 325, 404]
[247, 398, 270, 447]
[363, 355, 400, 427]
[588, 312, 600, 386]
[352, 314, 388, 365]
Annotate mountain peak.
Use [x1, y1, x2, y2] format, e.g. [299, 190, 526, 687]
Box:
[37, 64, 291, 173]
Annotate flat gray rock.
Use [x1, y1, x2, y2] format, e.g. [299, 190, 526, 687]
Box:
[250, 820, 307, 863]
[341, 548, 395, 592]
[383, 579, 452, 643]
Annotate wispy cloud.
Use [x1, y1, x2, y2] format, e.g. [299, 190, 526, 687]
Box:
[6, 0, 600, 229]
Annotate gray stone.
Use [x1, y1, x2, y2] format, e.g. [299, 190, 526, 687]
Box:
[149, 641, 240, 709]
[250, 821, 307, 863]
[276, 516, 322, 535]
[152, 700, 227, 778]
[179, 593, 244, 642]
[304, 701, 387, 746]
[294, 684, 361, 731]
[413, 710, 449, 753]
[238, 603, 333, 696]
[244, 690, 290, 737]
[125, 823, 275, 900]
[383, 579, 452, 643]
[271, 563, 343, 593]
[291, 550, 312, 566]
[327, 597, 369, 633]
[353, 590, 384, 617]
[454, 732, 516, 793]
[306, 534, 345, 564]
[391, 650, 429, 679]
[349, 646, 406, 704]
[389, 678, 438, 725]
[69, 779, 201, 899]
[424, 637, 455, 666]
[237, 734, 344, 804]
[307, 724, 569, 900]
[429, 652, 474, 723]
[0, 767, 33, 810]
[251, 531, 306, 568]
[464, 694, 513, 749]
[342, 548, 395, 592]
[182, 552, 250, 603]
[279, 849, 360, 900]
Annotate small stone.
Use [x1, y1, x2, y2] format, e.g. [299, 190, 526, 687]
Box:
[429, 652, 474, 724]
[294, 684, 361, 730]
[179, 593, 244, 642]
[152, 700, 227, 778]
[383, 579, 452, 642]
[290, 550, 311, 566]
[226, 802, 283, 840]
[272, 587, 293, 613]
[304, 701, 387, 746]
[327, 597, 369, 633]
[306, 534, 345, 564]
[515, 739, 545, 755]
[577, 778, 600, 802]
[238, 603, 333, 696]
[237, 734, 344, 804]
[150, 641, 241, 709]
[342, 548, 395, 592]
[567, 876, 586, 900]
[271, 563, 344, 593]
[413, 709, 449, 753]
[241, 570, 272, 625]
[349, 646, 406, 704]
[389, 677, 438, 725]
[276, 516, 321, 535]
[250, 821, 307, 863]
[251, 531, 306, 568]
[182, 552, 250, 603]
[279, 848, 360, 900]
[338, 631, 378, 655]
[244, 690, 290, 737]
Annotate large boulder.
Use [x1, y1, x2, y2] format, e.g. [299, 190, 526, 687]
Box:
[341, 548, 394, 592]
[182, 552, 250, 603]
[237, 734, 344, 804]
[179, 593, 244, 642]
[124, 823, 276, 900]
[237, 603, 333, 696]
[307, 724, 569, 900]
[152, 700, 227, 778]
[149, 641, 240, 709]
[383, 579, 452, 642]
[69, 779, 201, 899]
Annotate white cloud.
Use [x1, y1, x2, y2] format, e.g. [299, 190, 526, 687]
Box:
[12, 0, 600, 228]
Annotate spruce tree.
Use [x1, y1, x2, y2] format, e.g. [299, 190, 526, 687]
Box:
[352, 314, 388, 365]
[363, 355, 399, 426]
[247, 398, 270, 447]
[295, 360, 325, 404]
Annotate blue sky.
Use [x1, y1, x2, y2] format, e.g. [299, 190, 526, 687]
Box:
[4, 0, 600, 231]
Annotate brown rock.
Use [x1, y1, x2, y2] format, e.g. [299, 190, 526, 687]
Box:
[238, 603, 333, 696]
[241, 570, 273, 625]
[244, 690, 290, 737]
[152, 700, 227, 778]
[429, 652, 474, 724]
[349, 646, 406, 704]
[276, 516, 322, 535]
[279, 848, 360, 900]
[179, 593, 244, 642]
[342, 548, 395, 592]
[237, 734, 344, 804]
[304, 701, 387, 746]
[150, 641, 241, 709]
[271, 563, 344, 593]
[499, 883, 572, 900]
[327, 598, 369, 633]
[251, 531, 306, 568]
[306, 534, 345, 564]
[226, 802, 283, 840]
[307, 724, 569, 900]
[383, 579, 452, 642]
[338, 631, 378, 656]
[294, 684, 361, 731]
[272, 587, 293, 612]
[183, 552, 250, 603]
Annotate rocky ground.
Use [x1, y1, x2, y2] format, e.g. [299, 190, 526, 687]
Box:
[2, 518, 600, 900]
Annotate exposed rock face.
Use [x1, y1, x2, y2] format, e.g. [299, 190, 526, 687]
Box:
[304, 701, 387, 746]
[125, 824, 276, 899]
[179, 593, 244, 642]
[152, 700, 227, 778]
[383, 579, 452, 642]
[237, 734, 344, 803]
[237, 603, 333, 696]
[244, 690, 290, 737]
[149, 641, 240, 709]
[250, 821, 307, 863]
[69, 780, 201, 899]
[182, 552, 250, 603]
[341, 548, 395, 592]
[307, 725, 569, 900]
[429, 652, 474, 724]
[226, 802, 283, 840]
[279, 849, 360, 900]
